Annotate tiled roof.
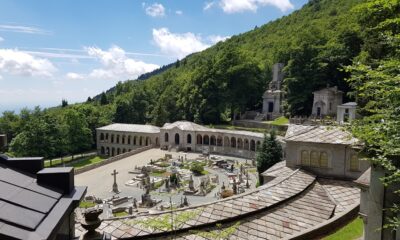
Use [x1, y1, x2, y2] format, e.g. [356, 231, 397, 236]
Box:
[97, 124, 160, 134]
[284, 124, 359, 145]
[77, 165, 360, 239]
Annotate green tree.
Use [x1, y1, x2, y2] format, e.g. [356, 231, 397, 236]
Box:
[100, 92, 109, 105]
[256, 131, 282, 184]
[61, 99, 68, 108]
[63, 109, 92, 156]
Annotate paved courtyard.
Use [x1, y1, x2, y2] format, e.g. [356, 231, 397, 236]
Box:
[75, 148, 258, 208]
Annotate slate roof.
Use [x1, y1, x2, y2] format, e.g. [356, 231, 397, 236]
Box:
[284, 124, 359, 145]
[162, 121, 265, 139]
[97, 123, 161, 134]
[76, 164, 360, 239]
[0, 156, 86, 240]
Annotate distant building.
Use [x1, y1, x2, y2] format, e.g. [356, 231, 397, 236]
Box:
[284, 124, 369, 180]
[262, 63, 285, 120]
[0, 154, 86, 240]
[97, 121, 272, 159]
[337, 102, 357, 124]
[312, 86, 343, 117]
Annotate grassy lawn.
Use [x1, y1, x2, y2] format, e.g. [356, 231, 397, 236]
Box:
[71, 156, 105, 169]
[323, 217, 363, 240]
[79, 201, 96, 208]
[114, 211, 129, 217]
[264, 116, 289, 126]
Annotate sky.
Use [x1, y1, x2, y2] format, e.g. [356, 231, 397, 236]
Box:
[0, 0, 308, 113]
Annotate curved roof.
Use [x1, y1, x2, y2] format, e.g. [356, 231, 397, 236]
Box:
[77, 164, 360, 239]
[97, 123, 160, 134]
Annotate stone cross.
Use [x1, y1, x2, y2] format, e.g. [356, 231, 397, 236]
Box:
[111, 169, 119, 193]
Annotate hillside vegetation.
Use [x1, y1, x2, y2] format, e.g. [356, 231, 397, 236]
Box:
[0, 0, 376, 159]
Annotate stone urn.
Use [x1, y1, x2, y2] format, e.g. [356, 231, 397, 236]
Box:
[81, 207, 103, 238]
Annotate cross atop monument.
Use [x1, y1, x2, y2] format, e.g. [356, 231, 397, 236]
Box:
[111, 169, 120, 193]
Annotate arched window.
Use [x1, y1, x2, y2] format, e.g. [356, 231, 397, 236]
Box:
[217, 136, 223, 146]
[112, 148, 115, 156]
[231, 137, 236, 148]
[101, 146, 105, 154]
[224, 136, 230, 147]
[320, 152, 328, 168]
[106, 147, 110, 156]
[146, 137, 151, 146]
[350, 154, 359, 171]
[117, 148, 120, 155]
[111, 134, 114, 143]
[106, 133, 109, 141]
[100, 133, 104, 140]
[165, 133, 169, 142]
[250, 140, 256, 151]
[123, 148, 126, 153]
[187, 134, 192, 144]
[122, 135, 126, 144]
[197, 134, 202, 144]
[175, 133, 180, 145]
[210, 136, 216, 146]
[204, 135, 210, 145]
[310, 151, 319, 167]
[128, 136, 131, 145]
[244, 139, 249, 150]
[237, 139, 243, 149]
[139, 136, 143, 146]
[134, 136, 137, 145]
[301, 150, 310, 166]
[116, 135, 120, 144]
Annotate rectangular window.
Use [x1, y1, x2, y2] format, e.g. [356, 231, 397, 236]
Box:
[350, 154, 359, 171]
[320, 152, 328, 168]
[310, 151, 319, 167]
[301, 150, 310, 166]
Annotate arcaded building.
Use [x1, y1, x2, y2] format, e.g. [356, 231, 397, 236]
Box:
[97, 121, 270, 159]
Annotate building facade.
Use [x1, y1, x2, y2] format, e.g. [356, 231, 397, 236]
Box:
[312, 86, 343, 117]
[262, 63, 285, 120]
[284, 124, 369, 180]
[97, 121, 269, 159]
[337, 102, 357, 124]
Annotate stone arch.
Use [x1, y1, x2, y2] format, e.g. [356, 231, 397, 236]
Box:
[175, 133, 180, 145]
[210, 135, 216, 146]
[244, 138, 249, 150]
[128, 135, 131, 145]
[111, 134, 115, 143]
[123, 148, 126, 153]
[116, 135, 120, 144]
[106, 147, 110, 156]
[112, 147, 115, 156]
[128, 149, 131, 152]
[237, 138, 243, 149]
[101, 146, 105, 154]
[204, 135, 210, 145]
[250, 140, 256, 151]
[146, 136, 151, 146]
[224, 136, 230, 147]
[197, 134, 203, 144]
[117, 148, 121, 155]
[100, 133, 104, 140]
[105, 133, 109, 141]
[187, 134, 192, 144]
[134, 136, 137, 145]
[231, 137, 236, 148]
[139, 136, 143, 146]
[217, 136, 223, 146]
[122, 135, 126, 144]
[165, 133, 169, 142]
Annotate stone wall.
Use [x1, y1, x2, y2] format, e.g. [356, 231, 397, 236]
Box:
[75, 146, 153, 175]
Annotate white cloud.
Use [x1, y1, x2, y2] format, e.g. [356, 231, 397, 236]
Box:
[85, 45, 159, 80]
[208, 35, 230, 44]
[152, 28, 210, 59]
[0, 37, 4, 42]
[0, 75, 2, 80]
[175, 10, 183, 15]
[0, 49, 56, 77]
[0, 24, 51, 34]
[204, 1, 216, 10]
[66, 72, 84, 80]
[219, 0, 294, 13]
[145, 3, 165, 17]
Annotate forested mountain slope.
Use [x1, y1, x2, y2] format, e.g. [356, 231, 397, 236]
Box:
[0, 0, 368, 158]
